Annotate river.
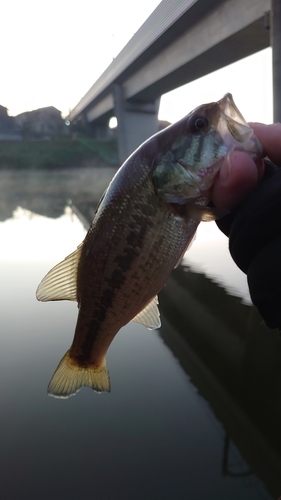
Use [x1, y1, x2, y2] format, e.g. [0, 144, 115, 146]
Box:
[0, 167, 280, 500]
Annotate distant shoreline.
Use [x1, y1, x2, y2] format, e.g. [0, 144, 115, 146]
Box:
[0, 136, 119, 170]
[0, 165, 118, 222]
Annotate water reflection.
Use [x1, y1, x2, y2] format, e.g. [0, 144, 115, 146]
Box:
[0, 167, 116, 221]
[183, 220, 252, 304]
[0, 170, 279, 499]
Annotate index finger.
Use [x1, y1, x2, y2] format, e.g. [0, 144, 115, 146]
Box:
[211, 151, 262, 211]
[249, 122, 281, 166]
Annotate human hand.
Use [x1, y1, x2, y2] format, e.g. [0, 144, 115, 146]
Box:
[211, 123, 281, 210]
[211, 122, 281, 329]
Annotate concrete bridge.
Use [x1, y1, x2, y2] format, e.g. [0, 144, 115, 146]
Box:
[69, 0, 279, 163]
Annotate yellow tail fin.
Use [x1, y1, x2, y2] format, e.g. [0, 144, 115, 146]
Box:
[47, 350, 111, 398]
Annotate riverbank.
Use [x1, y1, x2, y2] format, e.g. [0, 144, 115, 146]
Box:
[0, 135, 119, 169]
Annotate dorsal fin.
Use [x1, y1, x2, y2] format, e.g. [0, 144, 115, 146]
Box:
[132, 296, 161, 330]
[36, 243, 83, 302]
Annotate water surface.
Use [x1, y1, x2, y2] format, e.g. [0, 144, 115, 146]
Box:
[0, 169, 280, 500]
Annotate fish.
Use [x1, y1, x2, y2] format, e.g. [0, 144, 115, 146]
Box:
[36, 93, 262, 398]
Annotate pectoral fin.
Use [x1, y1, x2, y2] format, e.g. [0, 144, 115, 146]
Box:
[188, 205, 227, 222]
[132, 296, 161, 330]
[36, 243, 83, 302]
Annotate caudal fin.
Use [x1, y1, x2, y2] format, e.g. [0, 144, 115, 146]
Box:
[47, 350, 111, 399]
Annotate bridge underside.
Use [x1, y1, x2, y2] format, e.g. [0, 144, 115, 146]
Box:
[70, 0, 271, 163]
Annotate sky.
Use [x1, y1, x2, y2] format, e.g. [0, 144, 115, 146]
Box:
[1, 0, 273, 124]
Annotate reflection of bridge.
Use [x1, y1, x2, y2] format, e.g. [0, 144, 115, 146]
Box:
[69, 0, 280, 163]
[159, 265, 281, 499]
[69, 200, 281, 498]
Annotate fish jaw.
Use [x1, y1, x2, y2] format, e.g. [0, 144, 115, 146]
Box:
[217, 93, 263, 159]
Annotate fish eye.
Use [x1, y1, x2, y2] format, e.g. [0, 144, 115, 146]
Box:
[189, 115, 209, 133]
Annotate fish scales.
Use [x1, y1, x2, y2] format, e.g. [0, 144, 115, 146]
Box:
[36, 93, 263, 398]
[72, 159, 192, 365]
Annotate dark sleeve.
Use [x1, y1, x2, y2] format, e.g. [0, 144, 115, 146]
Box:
[216, 160, 281, 329]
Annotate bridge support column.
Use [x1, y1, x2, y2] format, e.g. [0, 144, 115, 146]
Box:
[271, 0, 281, 122]
[113, 84, 160, 164]
[93, 123, 110, 141]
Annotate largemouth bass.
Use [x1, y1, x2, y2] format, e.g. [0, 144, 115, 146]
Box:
[36, 93, 262, 398]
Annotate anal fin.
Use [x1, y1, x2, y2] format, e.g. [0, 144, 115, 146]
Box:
[132, 295, 161, 330]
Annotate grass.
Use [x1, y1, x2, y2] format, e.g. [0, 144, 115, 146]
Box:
[0, 135, 119, 170]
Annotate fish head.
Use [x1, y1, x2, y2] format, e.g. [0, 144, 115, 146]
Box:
[153, 93, 263, 202]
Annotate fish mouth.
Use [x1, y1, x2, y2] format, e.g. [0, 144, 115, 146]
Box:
[219, 93, 249, 142]
[219, 93, 247, 127]
[218, 93, 263, 158]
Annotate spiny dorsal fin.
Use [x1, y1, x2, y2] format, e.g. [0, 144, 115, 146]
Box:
[132, 296, 161, 330]
[36, 243, 83, 302]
